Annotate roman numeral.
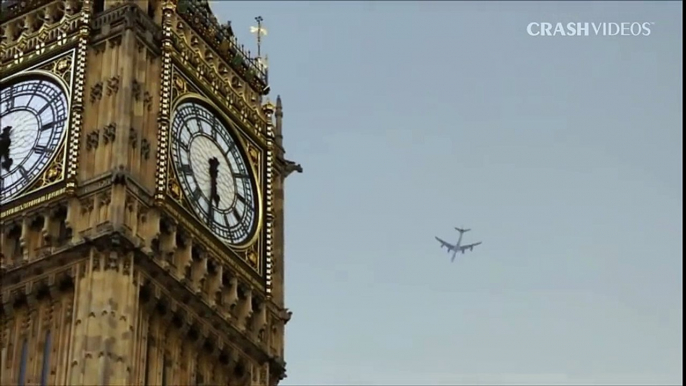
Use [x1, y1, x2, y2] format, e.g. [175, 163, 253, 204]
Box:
[41, 122, 55, 132]
[37, 94, 60, 114]
[4, 87, 15, 110]
[30, 81, 43, 93]
[179, 163, 193, 175]
[236, 193, 252, 208]
[172, 119, 185, 132]
[196, 120, 206, 134]
[176, 108, 191, 120]
[17, 166, 28, 179]
[191, 187, 202, 201]
[34, 145, 51, 154]
[237, 221, 250, 237]
[209, 115, 217, 139]
[183, 123, 194, 136]
[231, 207, 241, 222]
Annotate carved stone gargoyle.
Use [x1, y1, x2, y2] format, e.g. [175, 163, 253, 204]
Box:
[283, 159, 302, 178]
[111, 165, 129, 185]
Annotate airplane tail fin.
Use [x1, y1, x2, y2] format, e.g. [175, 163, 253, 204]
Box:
[454, 227, 471, 233]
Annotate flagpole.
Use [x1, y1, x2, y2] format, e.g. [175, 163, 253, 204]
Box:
[255, 16, 263, 59]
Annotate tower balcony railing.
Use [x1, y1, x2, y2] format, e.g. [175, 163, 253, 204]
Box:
[176, 0, 268, 88]
[0, 0, 58, 24]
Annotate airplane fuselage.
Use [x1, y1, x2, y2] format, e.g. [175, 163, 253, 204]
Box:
[450, 232, 464, 262]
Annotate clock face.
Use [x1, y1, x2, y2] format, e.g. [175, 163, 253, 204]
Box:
[0, 77, 69, 204]
[170, 101, 258, 245]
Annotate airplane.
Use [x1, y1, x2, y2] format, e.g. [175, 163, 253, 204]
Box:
[435, 227, 482, 262]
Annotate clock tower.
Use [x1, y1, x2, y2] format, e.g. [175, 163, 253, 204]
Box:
[0, 0, 300, 385]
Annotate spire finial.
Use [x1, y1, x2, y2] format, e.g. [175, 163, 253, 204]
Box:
[276, 95, 283, 117]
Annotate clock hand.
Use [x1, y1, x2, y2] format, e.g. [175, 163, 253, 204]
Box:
[209, 157, 221, 205]
[0, 126, 13, 172]
[208, 157, 220, 224]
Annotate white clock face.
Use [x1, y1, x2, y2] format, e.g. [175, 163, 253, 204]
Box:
[0, 77, 69, 204]
[170, 101, 258, 245]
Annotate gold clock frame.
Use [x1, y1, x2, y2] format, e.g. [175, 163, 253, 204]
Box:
[162, 67, 268, 279]
[167, 93, 265, 249]
[0, 49, 77, 207]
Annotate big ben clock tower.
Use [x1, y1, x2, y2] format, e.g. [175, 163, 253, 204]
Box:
[0, 0, 300, 385]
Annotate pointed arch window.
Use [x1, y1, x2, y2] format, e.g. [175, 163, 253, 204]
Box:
[144, 336, 152, 386]
[147, 1, 156, 19]
[93, 0, 105, 13]
[162, 354, 170, 386]
[41, 330, 52, 386]
[196, 368, 204, 386]
[18, 338, 28, 386]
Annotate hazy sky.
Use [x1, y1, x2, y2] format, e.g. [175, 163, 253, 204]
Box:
[211, 2, 682, 385]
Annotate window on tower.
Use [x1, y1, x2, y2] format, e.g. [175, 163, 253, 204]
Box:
[8, 224, 22, 263]
[196, 369, 204, 386]
[40, 330, 52, 386]
[162, 354, 170, 386]
[18, 338, 28, 386]
[147, 0, 156, 19]
[0, 0, 21, 12]
[93, 0, 105, 14]
[144, 336, 152, 386]
[54, 207, 70, 246]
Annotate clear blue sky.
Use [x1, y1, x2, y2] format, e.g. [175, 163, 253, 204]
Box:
[211, 2, 682, 385]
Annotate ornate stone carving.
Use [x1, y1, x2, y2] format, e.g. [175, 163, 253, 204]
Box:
[112, 165, 128, 185]
[98, 191, 111, 208]
[143, 91, 153, 111]
[125, 195, 135, 213]
[38, 54, 73, 84]
[102, 123, 116, 145]
[106, 252, 118, 271]
[129, 127, 138, 149]
[140, 139, 151, 160]
[86, 130, 99, 151]
[106, 76, 120, 96]
[132, 79, 142, 101]
[123, 255, 131, 275]
[247, 251, 258, 269]
[137, 205, 149, 224]
[108, 35, 122, 49]
[80, 196, 94, 214]
[90, 81, 103, 103]
[92, 252, 101, 271]
[93, 42, 106, 55]
[167, 179, 182, 202]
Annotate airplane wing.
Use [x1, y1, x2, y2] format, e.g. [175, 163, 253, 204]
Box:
[435, 237, 455, 252]
[458, 242, 482, 252]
